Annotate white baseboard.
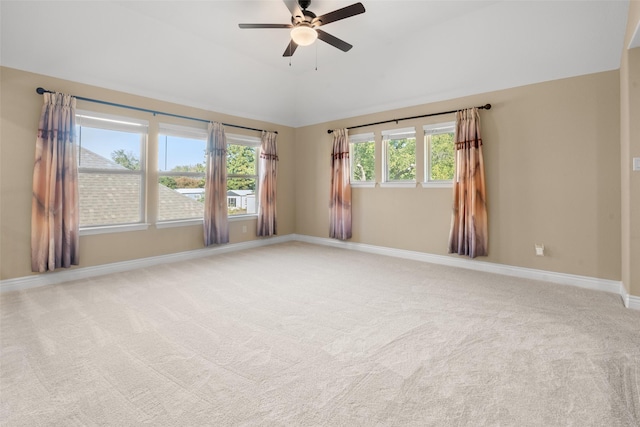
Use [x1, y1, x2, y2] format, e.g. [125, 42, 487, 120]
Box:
[0, 234, 294, 293]
[619, 284, 640, 310]
[2, 233, 637, 311]
[293, 234, 636, 310]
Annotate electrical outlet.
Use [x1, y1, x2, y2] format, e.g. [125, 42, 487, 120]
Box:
[535, 244, 545, 256]
[633, 157, 640, 171]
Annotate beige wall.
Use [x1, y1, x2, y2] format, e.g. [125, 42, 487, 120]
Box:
[620, 0, 640, 297]
[0, 66, 628, 294]
[0, 67, 296, 280]
[295, 71, 621, 281]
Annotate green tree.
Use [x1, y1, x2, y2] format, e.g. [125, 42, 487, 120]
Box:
[227, 144, 256, 191]
[351, 142, 375, 181]
[159, 176, 178, 189]
[429, 133, 455, 181]
[111, 149, 140, 170]
[175, 176, 205, 188]
[387, 137, 416, 181]
[162, 154, 206, 190]
[158, 145, 257, 194]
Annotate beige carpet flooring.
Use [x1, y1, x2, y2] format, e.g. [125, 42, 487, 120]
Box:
[1, 241, 639, 426]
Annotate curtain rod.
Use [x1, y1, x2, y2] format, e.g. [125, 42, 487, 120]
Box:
[326, 104, 491, 134]
[36, 87, 277, 135]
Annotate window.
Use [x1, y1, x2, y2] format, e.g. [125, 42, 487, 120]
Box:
[226, 134, 260, 217]
[158, 123, 207, 222]
[349, 132, 375, 185]
[76, 111, 147, 229]
[382, 127, 416, 185]
[423, 122, 455, 185]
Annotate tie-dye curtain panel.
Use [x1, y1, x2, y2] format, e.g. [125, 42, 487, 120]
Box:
[448, 108, 488, 258]
[329, 129, 352, 240]
[204, 122, 229, 246]
[257, 131, 278, 236]
[31, 92, 79, 272]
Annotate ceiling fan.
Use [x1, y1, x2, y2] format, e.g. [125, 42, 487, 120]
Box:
[239, 0, 366, 57]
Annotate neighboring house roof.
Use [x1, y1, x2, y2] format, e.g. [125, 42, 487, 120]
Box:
[228, 190, 254, 197]
[79, 173, 142, 225]
[78, 147, 204, 225]
[79, 148, 127, 170]
[158, 184, 204, 222]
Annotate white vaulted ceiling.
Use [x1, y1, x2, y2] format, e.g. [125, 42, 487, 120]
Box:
[0, 1, 630, 127]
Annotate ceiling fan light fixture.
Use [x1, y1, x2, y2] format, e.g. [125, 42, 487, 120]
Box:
[290, 24, 317, 46]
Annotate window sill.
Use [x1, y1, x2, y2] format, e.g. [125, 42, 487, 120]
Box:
[156, 219, 203, 229]
[351, 181, 376, 188]
[156, 215, 257, 228]
[229, 214, 258, 222]
[379, 181, 417, 188]
[421, 181, 453, 189]
[80, 223, 150, 236]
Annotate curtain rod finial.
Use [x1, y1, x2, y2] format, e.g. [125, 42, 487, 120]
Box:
[483, 104, 491, 110]
[36, 87, 46, 95]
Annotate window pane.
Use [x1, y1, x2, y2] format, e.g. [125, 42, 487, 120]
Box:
[77, 121, 145, 228]
[158, 135, 206, 172]
[386, 137, 416, 181]
[79, 172, 141, 226]
[227, 144, 257, 175]
[429, 132, 455, 181]
[227, 179, 257, 216]
[226, 142, 258, 216]
[158, 177, 205, 221]
[351, 141, 375, 182]
[157, 134, 206, 222]
[78, 127, 142, 170]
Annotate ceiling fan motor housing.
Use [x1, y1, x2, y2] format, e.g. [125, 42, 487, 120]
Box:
[292, 9, 316, 26]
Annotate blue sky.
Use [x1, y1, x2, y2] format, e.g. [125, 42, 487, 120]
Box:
[158, 134, 206, 171]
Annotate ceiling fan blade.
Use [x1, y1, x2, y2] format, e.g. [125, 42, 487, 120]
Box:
[316, 29, 353, 52]
[313, 2, 365, 27]
[282, 0, 303, 19]
[239, 23, 292, 29]
[282, 40, 299, 57]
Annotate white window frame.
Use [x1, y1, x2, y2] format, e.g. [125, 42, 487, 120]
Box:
[226, 133, 261, 219]
[381, 127, 417, 188]
[76, 110, 148, 235]
[422, 122, 455, 188]
[349, 132, 376, 188]
[157, 122, 208, 227]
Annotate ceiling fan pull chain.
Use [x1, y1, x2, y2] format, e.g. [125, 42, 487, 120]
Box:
[315, 43, 318, 71]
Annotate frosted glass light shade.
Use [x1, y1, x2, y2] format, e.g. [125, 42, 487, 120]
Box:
[291, 25, 317, 46]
